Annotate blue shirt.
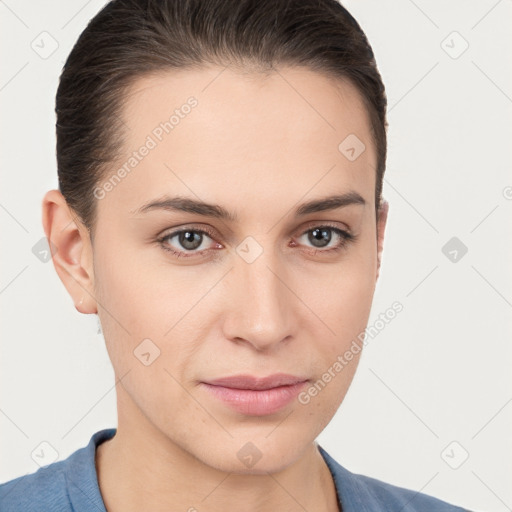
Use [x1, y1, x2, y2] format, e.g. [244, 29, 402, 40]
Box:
[0, 428, 469, 511]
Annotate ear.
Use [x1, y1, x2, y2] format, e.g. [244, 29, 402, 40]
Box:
[376, 199, 389, 281]
[41, 189, 97, 314]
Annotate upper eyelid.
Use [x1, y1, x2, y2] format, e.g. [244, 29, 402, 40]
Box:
[297, 220, 351, 235]
[159, 224, 216, 238]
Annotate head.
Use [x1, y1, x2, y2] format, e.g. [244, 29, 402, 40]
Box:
[43, 0, 389, 474]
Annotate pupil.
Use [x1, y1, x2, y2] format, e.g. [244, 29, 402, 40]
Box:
[309, 228, 331, 248]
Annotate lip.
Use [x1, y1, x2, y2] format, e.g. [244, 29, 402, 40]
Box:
[200, 373, 309, 416]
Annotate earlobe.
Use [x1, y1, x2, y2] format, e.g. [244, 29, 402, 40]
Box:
[41, 189, 97, 314]
[376, 199, 389, 281]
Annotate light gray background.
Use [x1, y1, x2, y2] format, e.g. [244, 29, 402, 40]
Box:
[1, 1, 511, 511]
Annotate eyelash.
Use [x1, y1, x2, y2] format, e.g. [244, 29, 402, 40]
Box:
[156, 223, 356, 259]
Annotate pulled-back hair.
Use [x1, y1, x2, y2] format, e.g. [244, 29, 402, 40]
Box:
[56, 0, 387, 233]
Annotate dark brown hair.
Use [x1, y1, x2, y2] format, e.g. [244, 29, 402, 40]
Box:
[56, 0, 387, 235]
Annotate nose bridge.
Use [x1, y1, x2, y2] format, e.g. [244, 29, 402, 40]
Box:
[226, 242, 294, 350]
[244, 251, 285, 310]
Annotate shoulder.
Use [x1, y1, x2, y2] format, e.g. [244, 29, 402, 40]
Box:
[318, 445, 471, 512]
[0, 428, 116, 512]
[347, 471, 470, 511]
[0, 459, 70, 511]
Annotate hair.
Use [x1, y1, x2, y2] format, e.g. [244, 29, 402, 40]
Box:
[56, 0, 387, 236]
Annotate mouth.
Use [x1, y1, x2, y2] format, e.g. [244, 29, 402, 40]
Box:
[204, 373, 308, 390]
[199, 373, 309, 416]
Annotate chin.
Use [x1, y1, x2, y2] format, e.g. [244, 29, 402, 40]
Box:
[190, 429, 315, 475]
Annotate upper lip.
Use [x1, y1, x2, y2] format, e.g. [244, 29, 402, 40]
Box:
[203, 373, 308, 390]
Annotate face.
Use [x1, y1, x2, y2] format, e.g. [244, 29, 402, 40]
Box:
[68, 65, 386, 474]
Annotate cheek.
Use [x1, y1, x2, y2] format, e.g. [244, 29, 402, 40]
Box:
[92, 248, 198, 421]
[92, 241, 161, 367]
[298, 237, 377, 395]
[93, 240, 208, 375]
[302, 242, 377, 337]
[94, 238, 174, 331]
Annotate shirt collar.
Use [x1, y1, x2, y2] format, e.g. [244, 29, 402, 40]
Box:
[318, 443, 382, 511]
[65, 428, 114, 512]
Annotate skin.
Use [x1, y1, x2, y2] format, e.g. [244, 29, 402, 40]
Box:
[42, 65, 388, 512]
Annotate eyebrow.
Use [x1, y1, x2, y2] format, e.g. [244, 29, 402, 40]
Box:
[131, 191, 366, 221]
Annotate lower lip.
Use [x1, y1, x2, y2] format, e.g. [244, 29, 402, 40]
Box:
[200, 381, 308, 416]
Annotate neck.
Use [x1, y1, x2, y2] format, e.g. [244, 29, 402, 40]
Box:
[96, 395, 340, 512]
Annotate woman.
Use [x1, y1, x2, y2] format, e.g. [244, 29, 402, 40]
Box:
[0, 0, 468, 510]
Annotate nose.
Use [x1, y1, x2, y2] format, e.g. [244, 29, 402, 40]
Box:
[221, 247, 297, 352]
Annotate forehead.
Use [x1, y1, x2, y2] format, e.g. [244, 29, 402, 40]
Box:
[97, 65, 376, 217]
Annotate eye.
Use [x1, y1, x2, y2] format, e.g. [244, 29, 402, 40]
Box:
[157, 223, 355, 260]
[294, 224, 355, 253]
[157, 227, 221, 258]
